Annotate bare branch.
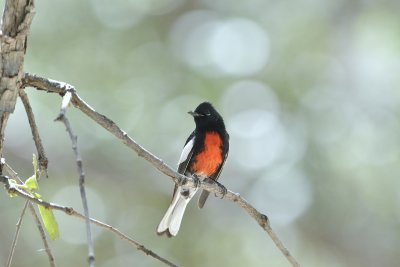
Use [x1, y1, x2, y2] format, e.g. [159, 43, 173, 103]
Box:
[86, 217, 179, 267]
[2, 160, 57, 267]
[55, 108, 95, 267]
[6, 201, 29, 267]
[19, 90, 48, 175]
[28, 203, 57, 267]
[23, 73, 300, 267]
[0, 172, 178, 267]
[54, 89, 73, 120]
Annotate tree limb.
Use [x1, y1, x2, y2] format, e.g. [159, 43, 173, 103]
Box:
[0, 174, 179, 267]
[55, 107, 95, 267]
[28, 203, 57, 267]
[6, 200, 28, 267]
[23, 73, 301, 267]
[2, 160, 57, 267]
[0, 0, 35, 155]
[19, 90, 48, 175]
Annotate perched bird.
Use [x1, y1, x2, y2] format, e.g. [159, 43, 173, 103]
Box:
[156, 102, 229, 237]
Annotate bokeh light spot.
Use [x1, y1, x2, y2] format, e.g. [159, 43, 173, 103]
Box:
[252, 166, 312, 225]
[209, 18, 270, 75]
[221, 80, 285, 170]
[170, 12, 269, 76]
[52, 186, 106, 244]
[89, 0, 147, 29]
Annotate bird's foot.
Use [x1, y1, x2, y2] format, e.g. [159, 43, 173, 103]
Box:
[214, 180, 227, 199]
[192, 174, 201, 189]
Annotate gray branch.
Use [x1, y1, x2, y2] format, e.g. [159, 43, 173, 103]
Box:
[3, 161, 56, 267]
[0, 172, 178, 267]
[28, 203, 57, 267]
[23, 73, 301, 267]
[55, 105, 95, 267]
[19, 90, 49, 175]
[6, 200, 28, 267]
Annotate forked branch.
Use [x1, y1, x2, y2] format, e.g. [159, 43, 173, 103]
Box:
[55, 99, 95, 267]
[0, 171, 178, 267]
[23, 73, 300, 267]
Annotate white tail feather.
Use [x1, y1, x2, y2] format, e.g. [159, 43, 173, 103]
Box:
[168, 197, 189, 236]
[157, 186, 198, 236]
[157, 190, 180, 234]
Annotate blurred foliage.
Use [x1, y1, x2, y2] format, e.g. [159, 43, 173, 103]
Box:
[1, 0, 400, 266]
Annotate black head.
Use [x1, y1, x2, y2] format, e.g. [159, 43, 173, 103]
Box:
[188, 102, 225, 131]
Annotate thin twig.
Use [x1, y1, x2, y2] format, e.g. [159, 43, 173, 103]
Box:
[19, 90, 48, 176]
[55, 107, 95, 267]
[28, 203, 57, 267]
[2, 161, 57, 267]
[0, 170, 178, 267]
[23, 73, 301, 267]
[6, 200, 29, 267]
[55, 90, 73, 120]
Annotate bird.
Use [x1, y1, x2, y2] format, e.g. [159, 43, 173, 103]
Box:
[156, 102, 229, 237]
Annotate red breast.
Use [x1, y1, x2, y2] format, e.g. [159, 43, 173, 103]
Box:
[190, 132, 223, 177]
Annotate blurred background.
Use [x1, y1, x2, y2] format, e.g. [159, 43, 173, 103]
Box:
[1, 0, 400, 266]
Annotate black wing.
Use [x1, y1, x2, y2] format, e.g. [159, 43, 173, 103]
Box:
[172, 131, 195, 197]
[198, 132, 229, 208]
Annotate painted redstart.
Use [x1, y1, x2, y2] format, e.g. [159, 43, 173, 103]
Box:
[156, 102, 229, 237]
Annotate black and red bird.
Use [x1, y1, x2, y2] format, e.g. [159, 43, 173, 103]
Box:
[157, 102, 229, 237]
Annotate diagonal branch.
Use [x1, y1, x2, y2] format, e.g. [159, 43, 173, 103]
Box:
[2, 160, 56, 267]
[6, 200, 29, 267]
[28, 202, 57, 267]
[0, 174, 179, 267]
[23, 73, 300, 267]
[55, 101, 95, 267]
[19, 90, 48, 175]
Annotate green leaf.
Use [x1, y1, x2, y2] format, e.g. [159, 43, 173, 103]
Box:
[6, 154, 60, 240]
[38, 205, 59, 240]
[25, 175, 38, 191]
[7, 191, 17, 197]
[33, 192, 42, 199]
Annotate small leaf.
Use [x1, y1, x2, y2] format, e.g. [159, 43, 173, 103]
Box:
[14, 183, 29, 191]
[7, 191, 17, 197]
[33, 192, 42, 199]
[25, 175, 38, 191]
[38, 205, 59, 240]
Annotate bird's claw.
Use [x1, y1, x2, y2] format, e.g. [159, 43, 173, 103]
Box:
[192, 174, 201, 189]
[214, 180, 227, 199]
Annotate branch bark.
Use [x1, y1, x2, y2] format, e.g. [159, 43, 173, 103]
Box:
[19, 90, 48, 174]
[0, 0, 35, 156]
[28, 202, 57, 267]
[23, 73, 300, 267]
[0, 174, 178, 267]
[55, 109, 95, 267]
[2, 160, 57, 267]
[6, 201, 28, 267]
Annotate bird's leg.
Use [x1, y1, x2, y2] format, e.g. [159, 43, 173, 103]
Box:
[203, 178, 227, 199]
[192, 174, 201, 189]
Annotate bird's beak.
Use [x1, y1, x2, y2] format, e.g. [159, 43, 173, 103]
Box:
[188, 111, 202, 117]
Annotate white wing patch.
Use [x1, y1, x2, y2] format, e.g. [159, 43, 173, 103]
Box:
[178, 137, 195, 165]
